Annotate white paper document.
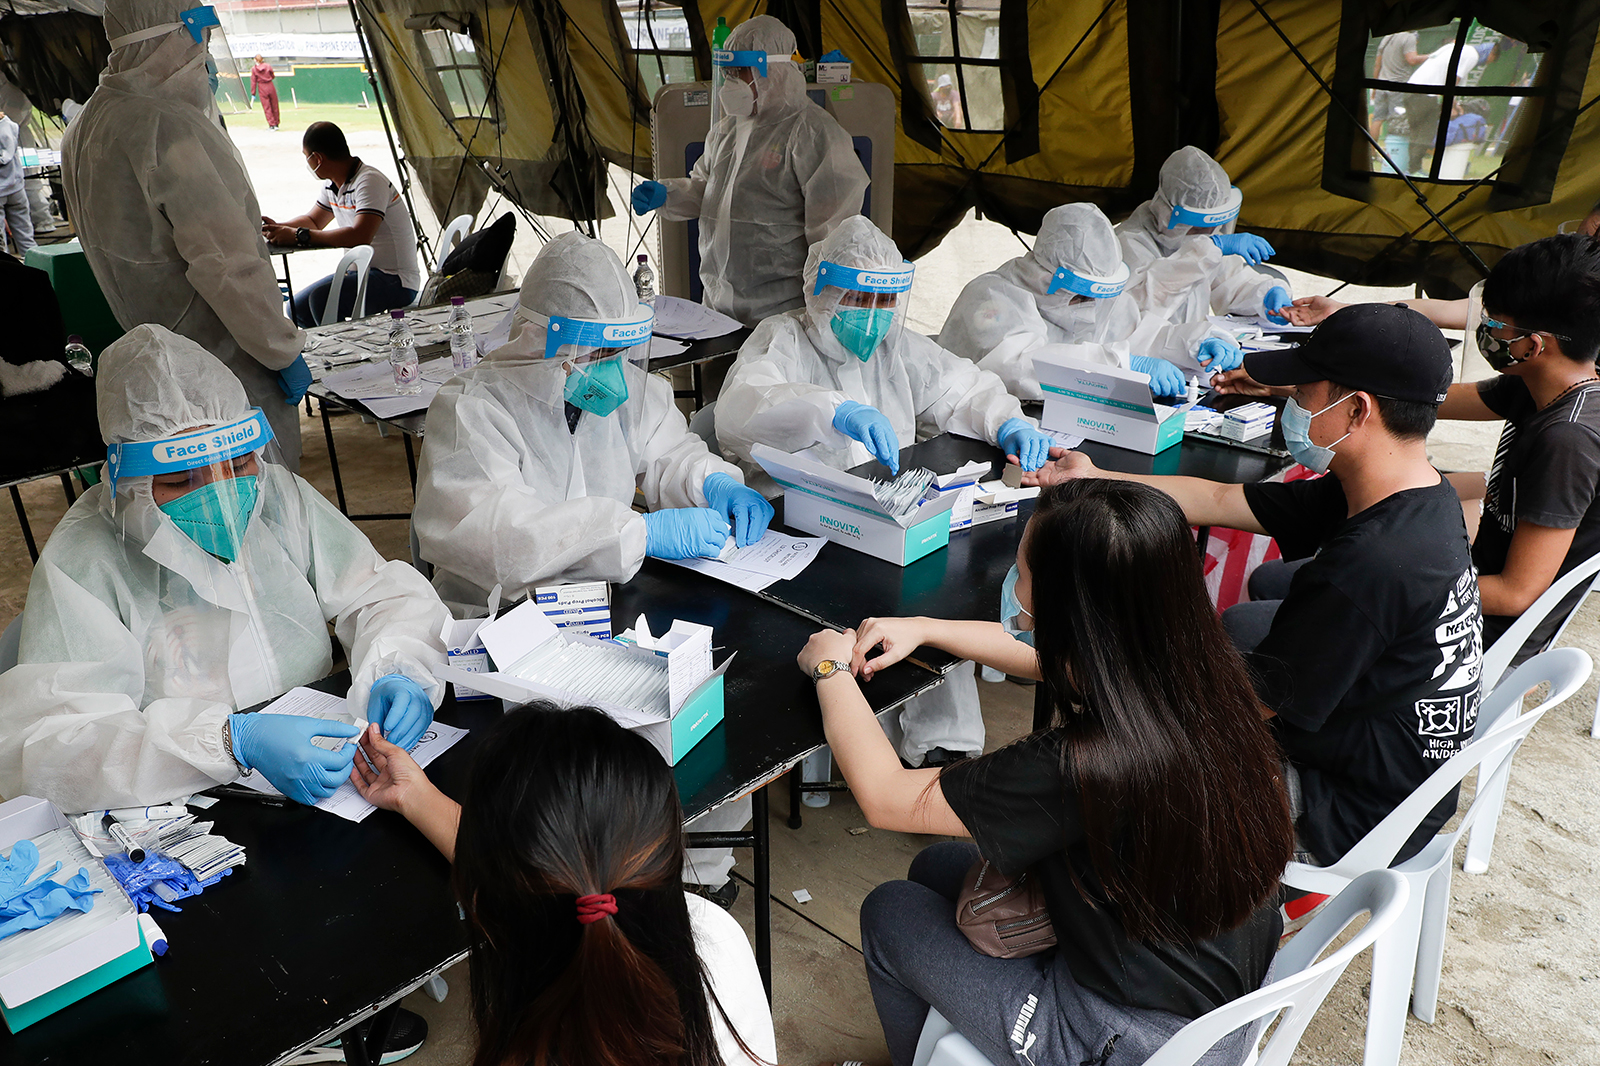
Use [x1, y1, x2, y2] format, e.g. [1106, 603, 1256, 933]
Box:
[648, 336, 691, 361]
[664, 529, 826, 591]
[650, 295, 744, 340]
[234, 686, 467, 823]
[322, 355, 452, 418]
[1209, 313, 1314, 335]
[1042, 428, 1085, 448]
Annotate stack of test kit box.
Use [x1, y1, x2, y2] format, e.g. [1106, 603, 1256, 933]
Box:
[1218, 401, 1277, 442]
[443, 582, 614, 701]
[0, 797, 151, 1032]
[1033, 351, 1186, 454]
[435, 600, 728, 764]
[752, 445, 960, 566]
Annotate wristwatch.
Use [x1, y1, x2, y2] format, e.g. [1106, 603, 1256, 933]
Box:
[810, 659, 851, 683]
[295, 226, 311, 249]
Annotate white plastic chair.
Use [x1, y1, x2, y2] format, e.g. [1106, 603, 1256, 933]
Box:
[1467, 549, 1600, 875]
[912, 869, 1410, 1066]
[1281, 647, 1591, 1066]
[433, 213, 474, 273]
[319, 244, 374, 326]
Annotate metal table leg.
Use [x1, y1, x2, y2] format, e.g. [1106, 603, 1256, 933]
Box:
[58, 472, 77, 505]
[320, 397, 349, 515]
[339, 1000, 399, 1066]
[403, 433, 418, 492]
[753, 784, 771, 1000]
[10, 485, 37, 562]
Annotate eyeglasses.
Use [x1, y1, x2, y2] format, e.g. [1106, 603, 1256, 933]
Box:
[1476, 316, 1572, 364]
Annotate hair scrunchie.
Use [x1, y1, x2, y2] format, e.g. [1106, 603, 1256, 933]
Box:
[575, 893, 619, 925]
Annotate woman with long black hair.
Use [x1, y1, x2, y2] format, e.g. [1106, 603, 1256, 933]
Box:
[796, 479, 1295, 1065]
[349, 701, 775, 1066]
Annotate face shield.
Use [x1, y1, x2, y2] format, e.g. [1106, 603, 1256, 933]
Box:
[812, 260, 914, 362]
[519, 305, 655, 424]
[107, 6, 248, 109]
[1164, 186, 1242, 237]
[105, 408, 283, 563]
[711, 48, 780, 123]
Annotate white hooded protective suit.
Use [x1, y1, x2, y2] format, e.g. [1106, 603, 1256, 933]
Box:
[1115, 147, 1277, 328]
[717, 215, 1005, 762]
[413, 232, 745, 615]
[62, 0, 307, 468]
[0, 326, 448, 813]
[656, 15, 868, 326]
[938, 203, 1232, 400]
[717, 215, 1028, 473]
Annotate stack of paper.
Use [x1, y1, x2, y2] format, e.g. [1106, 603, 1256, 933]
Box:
[322, 355, 455, 418]
[664, 528, 827, 592]
[650, 296, 744, 340]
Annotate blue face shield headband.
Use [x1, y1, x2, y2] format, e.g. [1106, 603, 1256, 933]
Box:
[1166, 188, 1242, 230]
[812, 260, 915, 296]
[713, 48, 773, 77]
[542, 311, 654, 362]
[105, 409, 275, 495]
[1046, 262, 1131, 298]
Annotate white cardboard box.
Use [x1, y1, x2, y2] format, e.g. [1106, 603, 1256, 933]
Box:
[434, 601, 728, 765]
[751, 445, 959, 566]
[534, 580, 612, 639]
[1033, 353, 1186, 454]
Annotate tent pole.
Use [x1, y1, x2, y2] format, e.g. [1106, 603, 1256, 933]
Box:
[346, 0, 433, 264]
[1242, 0, 1490, 279]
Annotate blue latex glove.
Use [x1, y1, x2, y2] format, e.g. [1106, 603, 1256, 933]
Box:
[1211, 232, 1276, 265]
[1130, 356, 1187, 399]
[367, 674, 435, 752]
[1263, 286, 1293, 323]
[277, 354, 312, 405]
[632, 181, 668, 215]
[1195, 336, 1244, 373]
[703, 472, 774, 548]
[832, 401, 900, 474]
[996, 417, 1052, 472]
[228, 712, 360, 805]
[643, 507, 731, 560]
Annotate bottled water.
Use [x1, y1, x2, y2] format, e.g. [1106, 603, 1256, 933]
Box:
[388, 310, 421, 394]
[63, 335, 93, 377]
[633, 254, 656, 305]
[448, 296, 477, 372]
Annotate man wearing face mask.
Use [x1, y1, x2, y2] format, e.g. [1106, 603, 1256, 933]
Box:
[939, 202, 1243, 401]
[1116, 146, 1292, 327]
[629, 15, 868, 328]
[62, 1, 311, 470]
[718, 215, 1051, 765]
[1026, 305, 1482, 871]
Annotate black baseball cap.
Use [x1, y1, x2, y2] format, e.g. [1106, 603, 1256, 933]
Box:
[1243, 304, 1453, 404]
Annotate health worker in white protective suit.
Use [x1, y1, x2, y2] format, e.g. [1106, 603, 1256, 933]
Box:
[718, 215, 1055, 764]
[629, 15, 869, 326]
[413, 232, 774, 615]
[938, 202, 1244, 401]
[0, 326, 451, 816]
[1115, 146, 1292, 332]
[62, 0, 312, 470]
[411, 234, 768, 895]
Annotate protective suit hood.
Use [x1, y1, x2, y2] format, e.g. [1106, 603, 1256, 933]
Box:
[802, 214, 910, 363]
[98, 324, 250, 444]
[722, 15, 806, 124]
[996, 203, 1130, 334]
[102, 0, 212, 110]
[496, 232, 639, 368]
[1127, 146, 1240, 256]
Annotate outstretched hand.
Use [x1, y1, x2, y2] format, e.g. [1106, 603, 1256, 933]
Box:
[1020, 449, 1099, 488]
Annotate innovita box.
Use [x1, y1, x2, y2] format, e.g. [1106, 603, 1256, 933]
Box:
[751, 445, 960, 566]
[1034, 353, 1186, 454]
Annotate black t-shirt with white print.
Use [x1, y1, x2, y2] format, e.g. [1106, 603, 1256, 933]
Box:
[1242, 474, 1483, 865]
[1474, 376, 1600, 659]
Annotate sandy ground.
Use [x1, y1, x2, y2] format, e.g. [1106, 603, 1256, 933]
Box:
[4, 108, 1596, 1063]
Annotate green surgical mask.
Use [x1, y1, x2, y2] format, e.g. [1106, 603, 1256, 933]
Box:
[830, 307, 895, 361]
[158, 475, 258, 563]
[564, 356, 630, 416]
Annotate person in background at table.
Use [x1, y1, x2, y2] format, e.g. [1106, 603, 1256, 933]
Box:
[0, 105, 36, 256]
[413, 233, 769, 904]
[0, 326, 450, 825]
[630, 15, 868, 328]
[1434, 235, 1600, 666]
[1116, 146, 1293, 326]
[350, 701, 776, 1066]
[264, 121, 422, 327]
[938, 202, 1243, 402]
[250, 54, 279, 131]
[1283, 199, 1600, 329]
[61, 0, 310, 469]
[1031, 306, 1481, 904]
[718, 214, 1055, 768]
[795, 480, 1294, 1066]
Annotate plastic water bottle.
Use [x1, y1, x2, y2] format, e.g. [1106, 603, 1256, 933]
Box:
[388, 310, 420, 394]
[712, 15, 730, 47]
[633, 254, 656, 305]
[448, 296, 477, 372]
[64, 335, 93, 377]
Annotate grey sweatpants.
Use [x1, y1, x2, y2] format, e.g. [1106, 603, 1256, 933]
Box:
[860, 841, 1257, 1066]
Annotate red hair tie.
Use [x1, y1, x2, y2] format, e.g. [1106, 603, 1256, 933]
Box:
[575, 893, 618, 925]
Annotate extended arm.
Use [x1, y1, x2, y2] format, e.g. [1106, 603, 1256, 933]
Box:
[1024, 451, 1266, 532]
[1478, 523, 1578, 617]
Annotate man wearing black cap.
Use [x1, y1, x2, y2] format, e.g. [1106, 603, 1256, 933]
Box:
[1026, 304, 1483, 871]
